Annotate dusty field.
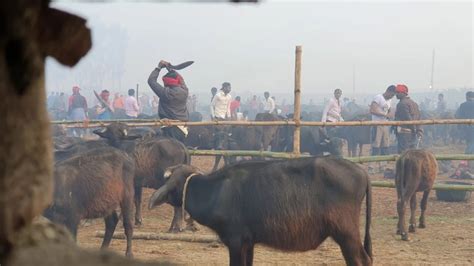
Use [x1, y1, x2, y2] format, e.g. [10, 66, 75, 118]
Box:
[77, 146, 474, 265]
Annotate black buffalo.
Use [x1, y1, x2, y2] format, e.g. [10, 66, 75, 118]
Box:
[45, 147, 135, 257]
[273, 125, 344, 157]
[93, 123, 194, 232]
[149, 157, 372, 265]
[334, 114, 372, 157]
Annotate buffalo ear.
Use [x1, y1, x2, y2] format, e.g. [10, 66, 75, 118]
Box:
[148, 185, 171, 210]
[92, 128, 107, 138]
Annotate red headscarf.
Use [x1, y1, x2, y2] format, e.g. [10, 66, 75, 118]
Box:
[162, 71, 183, 87]
[395, 84, 408, 94]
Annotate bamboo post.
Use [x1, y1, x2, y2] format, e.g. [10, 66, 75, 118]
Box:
[293, 45, 302, 155]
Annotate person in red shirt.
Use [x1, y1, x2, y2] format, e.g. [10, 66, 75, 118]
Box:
[230, 96, 241, 120]
[68, 86, 88, 120]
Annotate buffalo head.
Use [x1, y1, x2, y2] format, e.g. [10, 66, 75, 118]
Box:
[148, 164, 202, 209]
[93, 122, 141, 146]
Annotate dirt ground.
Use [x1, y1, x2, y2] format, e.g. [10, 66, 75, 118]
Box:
[77, 144, 474, 265]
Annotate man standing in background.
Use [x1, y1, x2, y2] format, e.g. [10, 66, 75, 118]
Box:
[124, 88, 140, 119]
[96, 89, 114, 120]
[249, 95, 259, 120]
[113, 93, 124, 110]
[211, 82, 232, 120]
[436, 93, 447, 114]
[68, 86, 88, 137]
[68, 86, 88, 121]
[322, 88, 343, 137]
[322, 88, 344, 123]
[456, 91, 474, 154]
[394, 84, 423, 153]
[370, 85, 396, 155]
[263, 91, 276, 114]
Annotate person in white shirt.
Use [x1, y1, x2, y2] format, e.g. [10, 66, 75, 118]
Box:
[322, 89, 343, 122]
[263, 91, 275, 114]
[370, 85, 396, 155]
[124, 88, 140, 118]
[210, 82, 232, 120]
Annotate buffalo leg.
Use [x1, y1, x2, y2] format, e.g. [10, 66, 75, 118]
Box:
[245, 242, 255, 266]
[66, 218, 80, 241]
[121, 196, 134, 258]
[134, 185, 143, 226]
[397, 196, 409, 241]
[101, 211, 119, 249]
[419, 190, 430, 228]
[168, 206, 183, 233]
[333, 231, 371, 266]
[227, 237, 243, 266]
[395, 181, 403, 235]
[408, 193, 417, 233]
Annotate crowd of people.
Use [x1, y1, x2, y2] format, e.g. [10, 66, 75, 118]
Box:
[319, 85, 473, 156]
[48, 60, 473, 161]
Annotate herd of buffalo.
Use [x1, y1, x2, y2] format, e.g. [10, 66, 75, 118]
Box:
[47, 111, 441, 265]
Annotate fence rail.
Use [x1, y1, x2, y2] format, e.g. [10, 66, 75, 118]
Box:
[371, 181, 473, 191]
[188, 150, 474, 162]
[51, 118, 474, 128]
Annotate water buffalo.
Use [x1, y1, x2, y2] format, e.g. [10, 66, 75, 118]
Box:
[149, 157, 372, 265]
[334, 114, 372, 157]
[395, 149, 437, 241]
[44, 147, 135, 257]
[189, 111, 203, 122]
[53, 139, 108, 162]
[273, 125, 344, 157]
[93, 123, 194, 232]
[272, 113, 344, 156]
[211, 113, 284, 170]
[185, 126, 214, 150]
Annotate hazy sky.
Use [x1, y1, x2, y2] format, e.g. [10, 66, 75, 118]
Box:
[48, 1, 473, 99]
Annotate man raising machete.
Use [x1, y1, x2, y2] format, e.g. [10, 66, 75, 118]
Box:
[147, 60, 193, 142]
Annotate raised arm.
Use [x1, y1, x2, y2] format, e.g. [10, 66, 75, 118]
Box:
[147, 67, 166, 98]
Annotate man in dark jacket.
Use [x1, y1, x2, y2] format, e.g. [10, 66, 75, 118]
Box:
[147, 60, 189, 142]
[456, 91, 474, 154]
[394, 84, 422, 153]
